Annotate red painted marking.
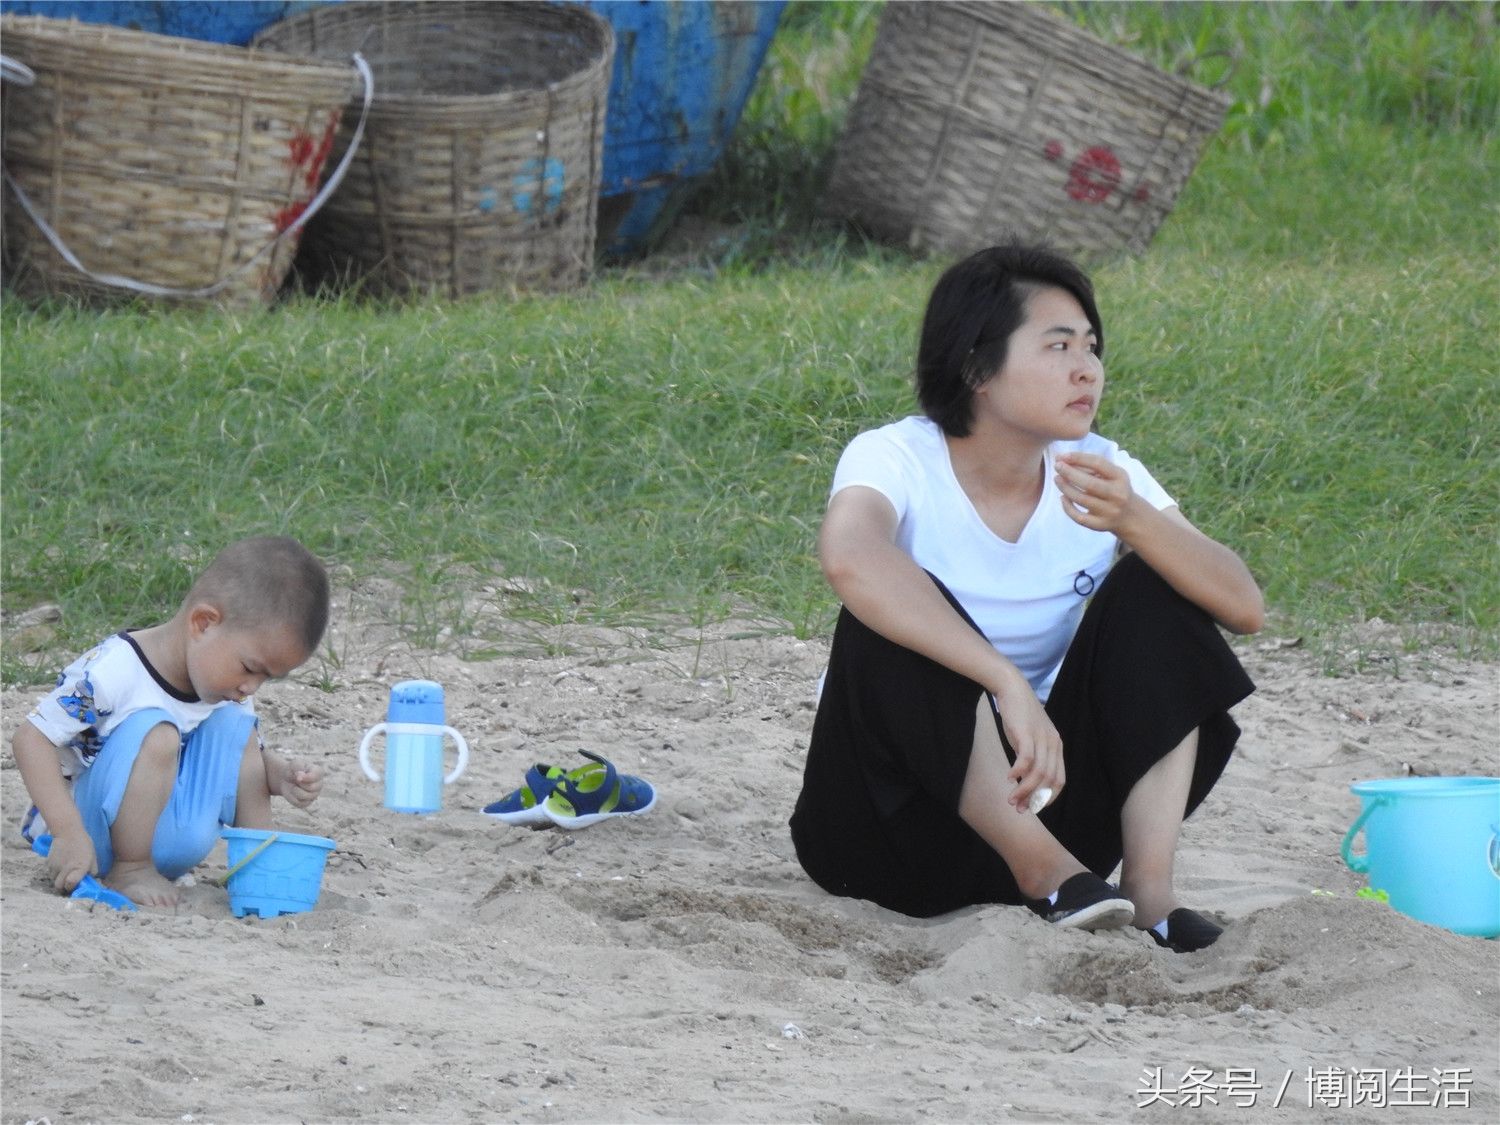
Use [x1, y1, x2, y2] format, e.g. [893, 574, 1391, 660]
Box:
[286, 115, 341, 189]
[1065, 146, 1122, 204]
[287, 132, 316, 168]
[1044, 139, 1064, 162]
[274, 200, 309, 234]
[306, 119, 339, 190]
[1133, 184, 1152, 204]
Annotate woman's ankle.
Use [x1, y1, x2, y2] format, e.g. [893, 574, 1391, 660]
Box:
[1016, 861, 1090, 902]
[1119, 880, 1179, 928]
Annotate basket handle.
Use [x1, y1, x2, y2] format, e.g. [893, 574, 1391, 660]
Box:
[1174, 46, 1240, 90]
[1, 52, 374, 301]
[0, 55, 36, 86]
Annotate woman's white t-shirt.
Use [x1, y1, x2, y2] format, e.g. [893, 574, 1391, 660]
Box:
[831, 415, 1174, 701]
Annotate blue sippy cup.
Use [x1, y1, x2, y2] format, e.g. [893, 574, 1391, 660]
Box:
[358, 680, 469, 814]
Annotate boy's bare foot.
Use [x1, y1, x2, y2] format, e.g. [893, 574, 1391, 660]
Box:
[103, 860, 179, 907]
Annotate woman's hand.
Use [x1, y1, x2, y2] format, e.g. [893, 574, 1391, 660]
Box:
[1055, 452, 1142, 534]
[991, 674, 1064, 813]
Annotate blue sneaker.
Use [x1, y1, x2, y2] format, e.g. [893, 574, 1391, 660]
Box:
[542, 752, 656, 830]
[482, 763, 568, 826]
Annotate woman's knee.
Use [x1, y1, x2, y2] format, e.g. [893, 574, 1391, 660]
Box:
[1094, 553, 1225, 650]
[1100, 551, 1174, 606]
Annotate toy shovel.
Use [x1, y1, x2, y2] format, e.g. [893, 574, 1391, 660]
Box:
[30, 835, 137, 911]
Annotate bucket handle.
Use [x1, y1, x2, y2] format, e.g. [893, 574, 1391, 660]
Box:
[1490, 824, 1500, 881]
[0, 52, 373, 300]
[213, 832, 281, 887]
[358, 722, 470, 785]
[1340, 797, 1389, 874]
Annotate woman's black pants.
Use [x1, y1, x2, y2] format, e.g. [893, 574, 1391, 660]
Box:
[789, 553, 1255, 918]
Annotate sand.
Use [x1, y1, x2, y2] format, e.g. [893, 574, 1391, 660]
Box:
[2, 588, 1497, 1124]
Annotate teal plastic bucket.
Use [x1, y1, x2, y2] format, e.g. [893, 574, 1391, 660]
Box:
[222, 828, 335, 919]
[1341, 777, 1500, 938]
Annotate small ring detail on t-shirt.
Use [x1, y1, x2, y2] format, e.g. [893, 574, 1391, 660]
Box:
[1073, 570, 1096, 597]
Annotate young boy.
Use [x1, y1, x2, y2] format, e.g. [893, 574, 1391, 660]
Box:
[12, 536, 331, 908]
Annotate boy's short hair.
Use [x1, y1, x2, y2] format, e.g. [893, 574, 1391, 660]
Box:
[916, 240, 1104, 438]
[187, 537, 330, 654]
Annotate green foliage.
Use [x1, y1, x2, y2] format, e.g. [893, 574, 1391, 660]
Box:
[1059, 1, 1498, 147]
[1095, 248, 1495, 638]
[2, 0, 1495, 675]
[1, 267, 924, 659]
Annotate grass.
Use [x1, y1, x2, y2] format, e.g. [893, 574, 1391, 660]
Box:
[2, 1, 1497, 679]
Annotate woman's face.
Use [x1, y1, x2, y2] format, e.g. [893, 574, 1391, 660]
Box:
[971, 286, 1104, 444]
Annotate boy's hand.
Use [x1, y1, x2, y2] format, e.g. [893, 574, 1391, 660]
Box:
[278, 761, 324, 809]
[45, 831, 98, 894]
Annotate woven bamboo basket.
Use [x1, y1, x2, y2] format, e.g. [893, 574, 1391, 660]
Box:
[822, 2, 1232, 260]
[0, 15, 362, 307]
[252, 1, 613, 298]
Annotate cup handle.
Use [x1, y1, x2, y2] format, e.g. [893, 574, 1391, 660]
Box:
[441, 726, 469, 784]
[358, 724, 387, 781]
[1340, 798, 1386, 874]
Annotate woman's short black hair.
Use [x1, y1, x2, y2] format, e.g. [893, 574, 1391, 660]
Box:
[915, 241, 1104, 437]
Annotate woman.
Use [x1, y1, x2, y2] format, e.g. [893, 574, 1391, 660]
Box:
[790, 243, 1263, 952]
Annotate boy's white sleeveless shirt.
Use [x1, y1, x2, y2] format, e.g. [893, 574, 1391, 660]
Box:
[831, 415, 1174, 701]
[27, 633, 248, 778]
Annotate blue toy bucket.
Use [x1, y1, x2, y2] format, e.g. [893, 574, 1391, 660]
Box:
[222, 828, 335, 919]
[1341, 777, 1500, 938]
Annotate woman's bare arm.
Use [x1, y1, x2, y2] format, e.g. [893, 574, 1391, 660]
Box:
[1056, 452, 1265, 635]
[819, 485, 1063, 810]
